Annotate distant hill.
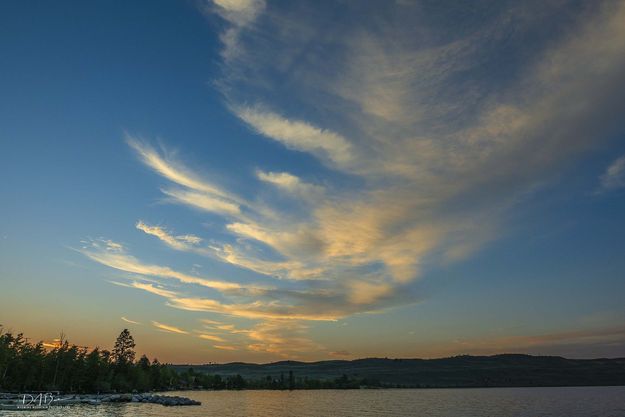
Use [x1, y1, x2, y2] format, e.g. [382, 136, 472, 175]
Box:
[172, 354, 625, 388]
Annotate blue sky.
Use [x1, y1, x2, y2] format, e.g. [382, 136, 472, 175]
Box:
[1, 0, 625, 363]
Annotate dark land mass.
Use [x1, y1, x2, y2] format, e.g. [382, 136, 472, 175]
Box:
[3, 328, 625, 392]
[172, 355, 625, 388]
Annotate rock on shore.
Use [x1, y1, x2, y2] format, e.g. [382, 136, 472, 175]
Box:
[102, 393, 201, 406]
[1, 393, 201, 407]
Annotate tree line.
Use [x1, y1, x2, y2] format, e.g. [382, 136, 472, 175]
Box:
[1, 327, 184, 393]
[177, 367, 385, 390]
[0, 327, 384, 393]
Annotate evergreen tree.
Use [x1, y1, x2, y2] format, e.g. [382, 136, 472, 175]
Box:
[112, 329, 135, 366]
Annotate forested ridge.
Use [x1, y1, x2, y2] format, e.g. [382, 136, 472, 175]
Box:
[2, 327, 625, 393]
[183, 355, 625, 388]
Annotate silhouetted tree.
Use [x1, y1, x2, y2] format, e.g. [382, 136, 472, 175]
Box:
[112, 329, 135, 366]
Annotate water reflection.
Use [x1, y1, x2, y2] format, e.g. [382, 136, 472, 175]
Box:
[1, 386, 624, 417]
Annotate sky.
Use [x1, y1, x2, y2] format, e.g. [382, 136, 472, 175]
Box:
[1, 0, 625, 364]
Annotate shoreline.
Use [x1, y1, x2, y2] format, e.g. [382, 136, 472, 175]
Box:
[3, 383, 624, 398]
[0, 393, 200, 407]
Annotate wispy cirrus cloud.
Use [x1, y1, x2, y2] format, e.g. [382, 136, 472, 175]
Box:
[167, 297, 341, 321]
[234, 106, 354, 168]
[197, 333, 226, 342]
[213, 344, 239, 351]
[210, 0, 625, 286]
[214, 323, 250, 334]
[135, 220, 323, 280]
[211, 0, 264, 26]
[80, 1, 625, 358]
[209, 243, 325, 281]
[256, 170, 324, 202]
[196, 319, 323, 358]
[127, 136, 246, 217]
[598, 155, 625, 192]
[200, 319, 223, 326]
[203, 0, 265, 61]
[127, 136, 235, 200]
[83, 239, 393, 324]
[136, 221, 202, 251]
[246, 320, 324, 358]
[126, 281, 179, 299]
[79, 239, 244, 292]
[161, 187, 242, 216]
[152, 321, 189, 335]
[121, 316, 142, 325]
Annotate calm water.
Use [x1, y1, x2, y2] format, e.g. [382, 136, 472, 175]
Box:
[2, 387, 625, 417]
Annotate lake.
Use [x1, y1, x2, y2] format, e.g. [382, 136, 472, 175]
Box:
[1, 386, 624, 416]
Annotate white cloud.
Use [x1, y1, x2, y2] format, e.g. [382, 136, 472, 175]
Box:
[127, 136, 233, 199]
[162, 188, 242, 216]
[127, 136, 245, 216]
[79, 239, 245, 292]
[212, 0, 264, 25]
[235, 106, 353, 168]
[256, 170, 324, 201]
[599, 155, 625, 192]
[135, 220, 324, 280]
[210, 243, 325, 280]
[206, 0, 265, 61]
[136, 221, 202, 251]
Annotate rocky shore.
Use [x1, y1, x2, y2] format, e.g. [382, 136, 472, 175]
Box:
[0, 392, 201, 407]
